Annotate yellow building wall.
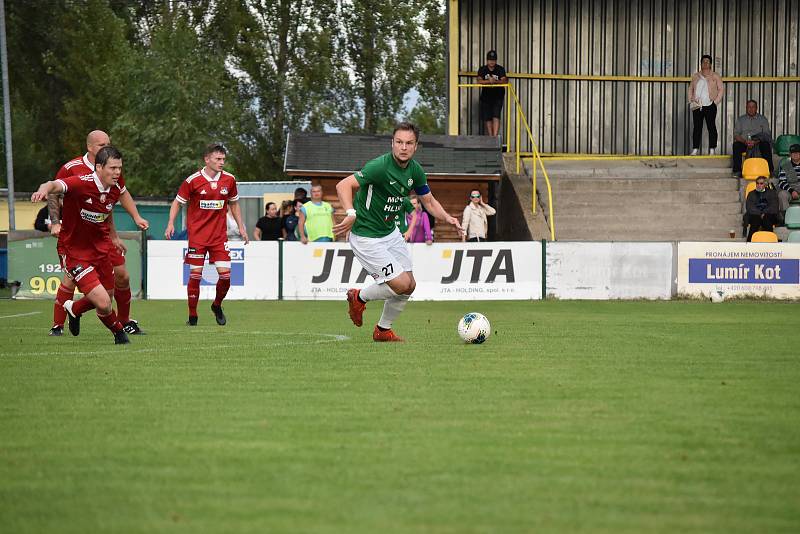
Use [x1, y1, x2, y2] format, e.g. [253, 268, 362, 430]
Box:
[0, 200, 47, 232]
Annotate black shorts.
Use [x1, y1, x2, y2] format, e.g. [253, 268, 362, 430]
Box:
[479, 98, 504, 121]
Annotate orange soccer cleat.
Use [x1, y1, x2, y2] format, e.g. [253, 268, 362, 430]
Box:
[346, 288, 366, 327]
[372, 326, 404, 342]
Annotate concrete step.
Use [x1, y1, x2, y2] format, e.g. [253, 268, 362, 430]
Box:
[537, 156, 733, 171]
[553, 204, 743, 217]
[545, 177, 739, 193]
[545, 190, 741, 207]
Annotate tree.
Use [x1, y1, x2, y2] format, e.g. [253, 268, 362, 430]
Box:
[334, 0, 424, 134]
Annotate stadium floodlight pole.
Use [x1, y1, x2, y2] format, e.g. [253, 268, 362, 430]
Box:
[0, 0, 14, 230]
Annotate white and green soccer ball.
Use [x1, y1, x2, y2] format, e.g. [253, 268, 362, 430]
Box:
[457, 312, 491, 344]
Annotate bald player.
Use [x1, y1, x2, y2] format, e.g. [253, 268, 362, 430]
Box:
[47, 130, 149, 336]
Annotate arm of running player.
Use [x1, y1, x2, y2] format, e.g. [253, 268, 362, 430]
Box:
[419, 192, 463, 234]
[229, 201, 249, 244]
[46, 191, 63, 236]
[333, 174, 360, 236]
[31, 180, 64, 202]
[164, 199, 182, 239]
[118, 190, 149, 230]
[108, 213, 127, 255]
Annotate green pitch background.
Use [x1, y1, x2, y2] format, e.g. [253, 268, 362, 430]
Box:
[1, 299, 798, 533]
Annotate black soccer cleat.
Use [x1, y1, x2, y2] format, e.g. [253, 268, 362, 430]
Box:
[63, 300, 80, 336]
[49, 326, 63, 337]
[114, 330, 130, 345]
[123, 320, 145, 335]
[187, 316, 198, 326]
[211, 304, 226, 326]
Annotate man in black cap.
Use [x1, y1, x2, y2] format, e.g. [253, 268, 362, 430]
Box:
[477, 50, 508, 137]
[777, 143, 800, 213]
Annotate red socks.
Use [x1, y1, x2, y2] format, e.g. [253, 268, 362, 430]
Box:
[187, 271, 202, 317]
[53, 283, 74, 327]
[97, 310, 123, 333]
[72, 297, 96, 316]
[213, 271, 231, 306]
[115, 286, 132, 324]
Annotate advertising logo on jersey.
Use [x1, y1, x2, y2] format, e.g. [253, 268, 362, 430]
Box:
[182, 246, 245, 286]
[79, 208, 109, 224]
[199, 199, 225, 210]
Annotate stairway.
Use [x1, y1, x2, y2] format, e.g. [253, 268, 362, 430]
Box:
[529, 157, 745, 241]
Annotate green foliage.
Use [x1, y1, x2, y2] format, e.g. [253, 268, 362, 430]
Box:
[2, 0, 448, 193]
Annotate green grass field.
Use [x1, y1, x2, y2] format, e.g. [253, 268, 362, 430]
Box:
[1, 298, 799, 533]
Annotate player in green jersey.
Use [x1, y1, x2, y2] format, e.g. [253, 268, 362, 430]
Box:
[333, 122, 462, 341]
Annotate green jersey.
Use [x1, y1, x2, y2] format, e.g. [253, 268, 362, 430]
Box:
[393, 197, 414, 233]
[352, 153, 428, 238]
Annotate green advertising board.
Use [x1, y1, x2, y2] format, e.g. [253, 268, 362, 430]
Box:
[7, 231, 143, 299]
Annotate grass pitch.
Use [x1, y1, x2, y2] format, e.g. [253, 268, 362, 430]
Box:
[1, 298, 799, 533]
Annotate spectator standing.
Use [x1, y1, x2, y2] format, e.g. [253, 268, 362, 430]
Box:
[777, 144, 800, 213]
[254, 202, 282, 241]
[405, 196, 432, 244]
[298, 184, 335, 244]
[461, 190, 496, 242]
[745, 176, 779, 241]
[688, 54, 724, 155]
[294, 187, 310, 205]
[732, 100, 774, 177]
[477, 50, 508, 137]
[282, 200, 302, 241]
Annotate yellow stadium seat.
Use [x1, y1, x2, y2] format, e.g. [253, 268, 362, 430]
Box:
[742, 157, 770, 181]
[751, 231, 778, 243]
[744, 182, 756, 198]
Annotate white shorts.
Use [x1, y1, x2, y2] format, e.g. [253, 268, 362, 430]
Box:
[349, 228, 412, 284]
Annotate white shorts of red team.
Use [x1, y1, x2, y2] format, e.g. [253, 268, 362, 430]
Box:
[349, 228, 412, 284]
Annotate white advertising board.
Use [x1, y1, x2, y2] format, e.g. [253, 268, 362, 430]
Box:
[547, 242, 674, 299]
[281, 241, 541, 300]
[147, 240, 279, 300]
[677, 242, 800, 299]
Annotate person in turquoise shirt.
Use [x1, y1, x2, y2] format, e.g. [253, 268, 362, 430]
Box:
[298, 184, 335, 243]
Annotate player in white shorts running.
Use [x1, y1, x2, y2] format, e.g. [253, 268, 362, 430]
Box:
[333, 122, 463, 341]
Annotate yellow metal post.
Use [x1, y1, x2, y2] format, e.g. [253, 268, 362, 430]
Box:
[447, 0, 459, 135]
[515, 105, 520, 174]
[505, 83, 511, 153]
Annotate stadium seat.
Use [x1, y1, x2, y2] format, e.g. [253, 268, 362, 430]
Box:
[775, 134, 800, 157]
[742, 157, 770, 181]
[751, 231, 778, 243]
[785, 205, 800, 229]
[744, 181, 756, 199]
[787, 231, 800, 243]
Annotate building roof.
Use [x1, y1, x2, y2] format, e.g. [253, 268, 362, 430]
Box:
[284, 133, 502, 176]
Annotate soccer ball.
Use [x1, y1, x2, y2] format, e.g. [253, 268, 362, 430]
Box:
[710, 290, 726, 303]
[457, 312, 491, 344]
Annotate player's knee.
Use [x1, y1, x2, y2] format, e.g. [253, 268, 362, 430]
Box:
[96, 295, 112, 315]
[404, 278, 416, 295]
[114, 270, 129, 287]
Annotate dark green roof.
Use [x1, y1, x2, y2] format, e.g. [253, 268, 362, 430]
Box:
[284, 133, 501, 175]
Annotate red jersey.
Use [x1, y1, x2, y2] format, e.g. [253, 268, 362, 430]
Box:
[176, 168, 239, 246]
[55, 153, 126, 187]
[56, 173, 124, 261]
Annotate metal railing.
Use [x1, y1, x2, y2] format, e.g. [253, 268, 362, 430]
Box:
[458, 83, 555, 241]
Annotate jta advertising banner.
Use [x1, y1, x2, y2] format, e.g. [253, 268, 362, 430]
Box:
[677, 242, 800, 299]
[281, 241, 541, 300]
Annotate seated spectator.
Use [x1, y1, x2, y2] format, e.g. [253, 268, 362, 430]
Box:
[732, 99, 773, 177]
[461, 190, 496, 242]
[282, 200, 302, 241]
[34, 205, 50, 233]
[405, 196, 432, 245]
[745, 176, 779, 241]
[777, 144, 800, 213]
[254, 202, 282, 240]
[298, 184, 335, 244]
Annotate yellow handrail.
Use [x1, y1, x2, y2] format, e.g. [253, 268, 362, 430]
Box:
[457, 82, 556, 241]
[459, 71, 800, 83]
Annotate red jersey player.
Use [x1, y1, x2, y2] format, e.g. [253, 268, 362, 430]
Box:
[165, 143, 248, 326]
[31, 146, 132, 344]
[47, 130, 149, 336]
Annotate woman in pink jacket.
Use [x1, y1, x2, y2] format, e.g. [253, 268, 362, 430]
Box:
[405, 196, 432, 244]
[688, 54, 725, 156]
